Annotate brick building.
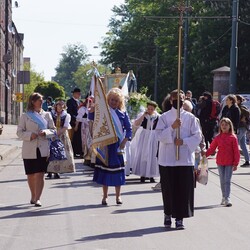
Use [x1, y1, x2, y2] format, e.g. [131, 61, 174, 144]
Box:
[0, 0, 25, 124]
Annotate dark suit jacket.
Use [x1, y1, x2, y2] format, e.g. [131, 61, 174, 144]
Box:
[66, 98, 78, 127]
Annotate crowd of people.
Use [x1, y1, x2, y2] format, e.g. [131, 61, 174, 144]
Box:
[16, 86, 250, 230]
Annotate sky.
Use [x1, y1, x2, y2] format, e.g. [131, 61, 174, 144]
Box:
[12, 0, 124, 81]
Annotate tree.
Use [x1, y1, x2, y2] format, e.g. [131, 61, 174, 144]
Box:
[101, 0, 250, 103]
[101, 0, 187, 103]
[34, 81, 65, 100]
[53, 43, 88, 97]
[23, 63, 46, 110]
[73, 62, 111, 98]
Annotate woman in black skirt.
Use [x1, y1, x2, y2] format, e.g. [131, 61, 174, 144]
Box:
[17, 93, 56, 207]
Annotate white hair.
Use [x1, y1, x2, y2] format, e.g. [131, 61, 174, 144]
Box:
[183, 100, 193, 112]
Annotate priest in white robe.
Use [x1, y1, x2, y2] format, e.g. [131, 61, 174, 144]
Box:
[155, 89, 202, 230]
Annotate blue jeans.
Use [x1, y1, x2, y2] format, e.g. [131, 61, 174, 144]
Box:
[217, 166, 233, 199]
[237, 127, 250, 162]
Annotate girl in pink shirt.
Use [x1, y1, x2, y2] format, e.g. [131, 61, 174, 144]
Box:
[206, 118, 240, 207]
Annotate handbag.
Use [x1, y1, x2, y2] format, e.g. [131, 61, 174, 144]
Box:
[196, 156, 208, 185]
[49, 138, 67, 161]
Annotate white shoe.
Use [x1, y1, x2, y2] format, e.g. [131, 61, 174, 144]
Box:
[34, 200, 42, 207]
[225, 198, 232, 207]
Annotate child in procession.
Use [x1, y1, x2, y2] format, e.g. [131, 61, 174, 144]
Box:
[206, 117, 240, 207]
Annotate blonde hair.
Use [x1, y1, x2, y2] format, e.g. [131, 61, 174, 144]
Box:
[106, 88, 125, 111]
[219, 117, 234, 134]
[27, 92, 43, 111]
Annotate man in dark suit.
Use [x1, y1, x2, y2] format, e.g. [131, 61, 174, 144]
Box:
[66, 88, 83, 157]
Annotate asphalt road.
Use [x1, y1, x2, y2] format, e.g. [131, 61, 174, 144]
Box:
[1, 125, 250, 250]
[1, 149, 250, 250]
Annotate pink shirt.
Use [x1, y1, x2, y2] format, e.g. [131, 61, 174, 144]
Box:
[206, 133, 240, 166]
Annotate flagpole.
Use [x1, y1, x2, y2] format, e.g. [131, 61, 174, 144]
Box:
[171, 1, 192, 160]
[176, 20, 182, 160]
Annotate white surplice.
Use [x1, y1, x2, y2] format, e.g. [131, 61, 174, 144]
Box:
[131, 113, 160, 177]
[155, 107, 202, 167]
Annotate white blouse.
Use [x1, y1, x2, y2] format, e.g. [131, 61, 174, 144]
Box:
[76, 106, 88, 122]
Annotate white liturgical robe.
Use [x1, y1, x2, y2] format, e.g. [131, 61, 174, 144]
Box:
[155, 107, 202, 167]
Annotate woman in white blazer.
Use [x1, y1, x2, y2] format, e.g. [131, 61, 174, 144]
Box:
[17, 93, 56, 207]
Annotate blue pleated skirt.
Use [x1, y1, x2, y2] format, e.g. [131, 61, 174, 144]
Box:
[93, 142, 125, 186]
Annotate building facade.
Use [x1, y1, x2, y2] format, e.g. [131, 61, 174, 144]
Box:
[0, 0, 24, 124]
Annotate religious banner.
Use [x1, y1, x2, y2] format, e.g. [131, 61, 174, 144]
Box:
[104, 67, 127, 93]
[91, 77, 118, 165]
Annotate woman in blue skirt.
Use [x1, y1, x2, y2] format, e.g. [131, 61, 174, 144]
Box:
[90, 88, 132, 205]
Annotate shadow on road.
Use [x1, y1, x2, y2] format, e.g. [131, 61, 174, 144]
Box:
[112, 205, 163, 214]
[0, 203, 110, 220]
[194, 204, 221, 210]
[77, 226, 173, 242]
[0, 178, 27, 184]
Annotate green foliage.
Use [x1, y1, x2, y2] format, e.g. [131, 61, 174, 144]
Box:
[101, 0, 250, 103]
[23, 63, 46, 109]
[126, 86, 161, 119]
[34, 81, 65, 100]
[73, 63, 111, 98]
[126, 91, 150, 120]
[53, 43, 88, 97]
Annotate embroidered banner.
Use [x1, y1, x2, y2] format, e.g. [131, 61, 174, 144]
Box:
[91, 77, 118, 165]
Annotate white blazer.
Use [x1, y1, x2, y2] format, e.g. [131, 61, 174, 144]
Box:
[17, 110, 56, 159]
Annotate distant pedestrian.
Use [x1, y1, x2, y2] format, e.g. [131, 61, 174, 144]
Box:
[42, 96, 54, 112]
[155, 89, 202, 230]
[75, 96, 92, 164]
[17, 93, 56, 207]
[221, 94, 240, 133]
[236, 95, 250, 167]
[185, 90, 196, 109]
[206, 118, 240, 207]
[197, 91, 215, 149]
[66, 87, 83, 157]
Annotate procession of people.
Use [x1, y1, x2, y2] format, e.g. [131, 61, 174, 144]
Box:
[16, 72, 249, 230]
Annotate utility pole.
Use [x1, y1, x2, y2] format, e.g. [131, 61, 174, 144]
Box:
[229, 0, 239, 94]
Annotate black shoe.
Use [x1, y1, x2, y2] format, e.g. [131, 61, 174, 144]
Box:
[101, 198, 108, 205]
[241, 161, 250, 167]
[54, 173, 60, 179]
[46, 173, 52, 179]
[150, 177, 155, 183]
[175, 219, 185, 230]
[164, 214, 172, 228]
[140, 177, 145, 183]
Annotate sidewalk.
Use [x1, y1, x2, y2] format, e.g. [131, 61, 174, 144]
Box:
[0, 125, 22, 160]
